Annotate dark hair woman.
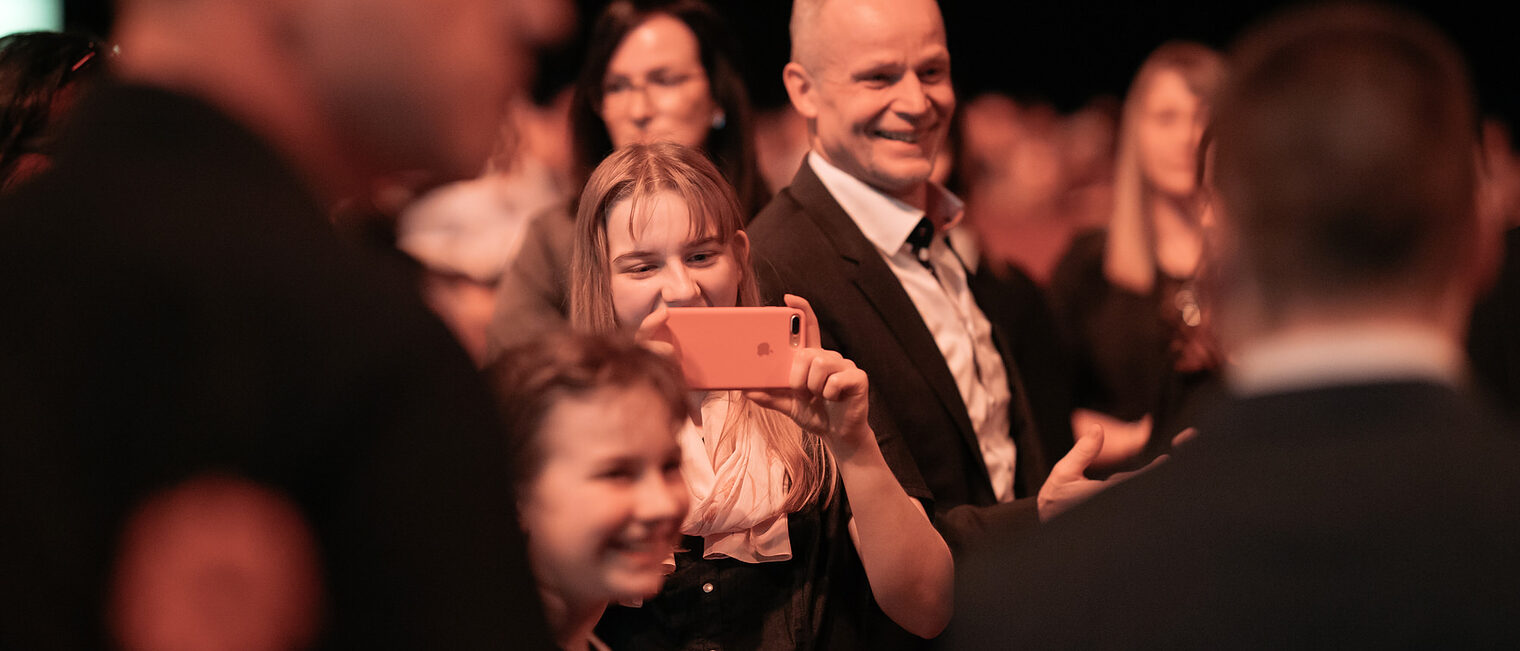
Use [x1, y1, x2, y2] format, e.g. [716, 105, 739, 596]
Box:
[0, 31, 107, 191]
[487, 0, 768, 359]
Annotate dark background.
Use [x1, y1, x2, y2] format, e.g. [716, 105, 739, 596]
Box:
[61, 0, 1520, 126]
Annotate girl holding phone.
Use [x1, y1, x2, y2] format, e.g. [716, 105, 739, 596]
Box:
[488, 332, 692, 651]
[570, 142, 952, 648]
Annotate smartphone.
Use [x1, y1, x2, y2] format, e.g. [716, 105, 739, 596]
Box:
[657, 307, 806, 390]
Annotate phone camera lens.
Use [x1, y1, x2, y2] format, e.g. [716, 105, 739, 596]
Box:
[790, 315, 801, 335]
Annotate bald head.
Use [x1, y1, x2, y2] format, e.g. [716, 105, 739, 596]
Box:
[782, 0, 952, 203]
[790, 0, 946, 71]
[789, 0, 826, 70]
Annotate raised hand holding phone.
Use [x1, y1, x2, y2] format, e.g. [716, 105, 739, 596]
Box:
[747, 295, 951, 637]
[744, 295, 872, 457]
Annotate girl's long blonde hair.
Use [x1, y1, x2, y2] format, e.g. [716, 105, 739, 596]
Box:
[570, 142, 834, 512]
[1106, 41, 1226, 293]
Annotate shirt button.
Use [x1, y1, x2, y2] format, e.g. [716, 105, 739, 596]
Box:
[702, 582, 715, 593]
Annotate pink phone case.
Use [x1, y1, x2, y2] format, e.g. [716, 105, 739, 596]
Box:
[659, 307, 806, 390]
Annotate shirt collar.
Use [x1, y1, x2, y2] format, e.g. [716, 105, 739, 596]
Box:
[807, 151, 964, 257]
[1227, 323, 1466, 397]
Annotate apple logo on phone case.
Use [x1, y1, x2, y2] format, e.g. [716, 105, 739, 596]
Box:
[756, 342, 772, 357]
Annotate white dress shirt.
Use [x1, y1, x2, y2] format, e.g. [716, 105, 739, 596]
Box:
[808, 152, 1018, 503]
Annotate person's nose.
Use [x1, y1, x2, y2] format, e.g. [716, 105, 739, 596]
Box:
[628, 85, 654, 131]
[659, 264, 700, 306]
[636, 472, 688, 524]
[891, 72, 933, 120]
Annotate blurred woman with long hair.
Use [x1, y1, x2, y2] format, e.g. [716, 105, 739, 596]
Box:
[1049, 41, 1226, 469]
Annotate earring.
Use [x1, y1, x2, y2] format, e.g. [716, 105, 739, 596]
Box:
[711, 111, 727, 130]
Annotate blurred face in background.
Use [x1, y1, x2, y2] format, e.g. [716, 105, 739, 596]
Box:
[599, 15, 721, 150]
[789, 0, 954, 201]
[518, 384, 687, 605]
[1134, 68, 1207, 200]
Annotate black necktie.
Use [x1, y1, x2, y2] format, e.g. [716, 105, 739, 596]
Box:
[907, 216, 936, 275]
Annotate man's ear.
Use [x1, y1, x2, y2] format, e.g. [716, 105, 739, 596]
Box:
[783, 62, 820, 120]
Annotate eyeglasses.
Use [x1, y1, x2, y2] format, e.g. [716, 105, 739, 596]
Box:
[601, 68, 705, 101]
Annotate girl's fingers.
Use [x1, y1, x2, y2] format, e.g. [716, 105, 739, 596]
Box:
[783, 294, 822, 349]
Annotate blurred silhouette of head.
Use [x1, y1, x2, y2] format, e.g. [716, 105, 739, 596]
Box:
[110, 475, 323, 651]
[1209, 4, 1482, 337]
[111, 0, 556, 195]
[0, 31, 107, 191]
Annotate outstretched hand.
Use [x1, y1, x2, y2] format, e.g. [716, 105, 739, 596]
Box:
[1038, 423, 1167, 522]
[744, 295, 873, 455]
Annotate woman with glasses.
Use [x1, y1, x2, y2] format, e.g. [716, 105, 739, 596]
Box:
[487, 0, 765, 359]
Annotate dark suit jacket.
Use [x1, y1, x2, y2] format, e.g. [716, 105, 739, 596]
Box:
[0, 84, 551, 649]
[747, 161, 1051, 548]
[1469, 226, 1520, 420]
[946, 380, 1520, 649]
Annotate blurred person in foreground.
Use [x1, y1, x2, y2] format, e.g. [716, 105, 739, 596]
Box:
[394, 5, 579, 366]
[398, 92, 577, 365]
[0, 31, 108, 191]
[946, 5, 1520, 648]
[0, 0, 555, 646]
[486, 0, 765, 359]
[1048, 42, 1227, 473]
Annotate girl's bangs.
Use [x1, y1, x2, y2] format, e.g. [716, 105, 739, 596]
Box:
[615, 173, 740, 245]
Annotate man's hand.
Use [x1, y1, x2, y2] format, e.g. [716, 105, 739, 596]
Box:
[1072, 409, 1152, 473]
[1038, 424, 1165, 522]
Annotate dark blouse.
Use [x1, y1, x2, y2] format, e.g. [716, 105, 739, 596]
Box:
[1049, 230, 1223, 460]
[596, 447, 932, 650]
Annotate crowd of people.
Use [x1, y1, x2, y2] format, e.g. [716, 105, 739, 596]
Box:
[2, 0, 1518, 649]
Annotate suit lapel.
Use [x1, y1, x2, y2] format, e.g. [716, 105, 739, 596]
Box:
[785, 163, 986, 468]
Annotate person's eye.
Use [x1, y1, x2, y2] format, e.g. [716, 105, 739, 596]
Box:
[686, 250, 720, 266]
[662, 452, 683, 477]
[620, 262, 658, 276]
[918, 65, 947, 84]
[603, 78, 632, 95]
[652, 71, 690, 87]
[596, 463, 640, 482]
